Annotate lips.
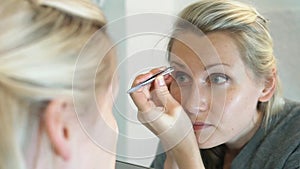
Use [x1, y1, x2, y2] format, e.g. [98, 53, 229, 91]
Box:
[193, 122, 213, 130]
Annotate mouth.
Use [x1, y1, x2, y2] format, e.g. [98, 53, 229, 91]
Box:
[193, 122, 213, 131]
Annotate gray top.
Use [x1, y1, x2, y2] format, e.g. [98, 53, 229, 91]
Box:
[151, 99, 300, 169]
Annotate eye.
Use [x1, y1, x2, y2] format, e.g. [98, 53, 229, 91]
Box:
[172, 71, 192, 86]
[207, 73, 229, 85]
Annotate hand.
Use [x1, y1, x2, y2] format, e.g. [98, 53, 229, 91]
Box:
[129, 67, 192, 150]
[129, 67, 205, 169]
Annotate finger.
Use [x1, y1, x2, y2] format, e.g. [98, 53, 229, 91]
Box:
[153, 75, 180, 115]
[164, 74, 174, 87]
[129, 73, 154, 111]
[148, 67, 166, 91]
[149, 66, 166, 75]
[131, 72, 153, 88]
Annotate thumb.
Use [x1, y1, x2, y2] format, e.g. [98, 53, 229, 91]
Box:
[153, 75, 180, 115]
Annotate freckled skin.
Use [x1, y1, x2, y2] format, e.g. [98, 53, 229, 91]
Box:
[169, 31, 264, 149]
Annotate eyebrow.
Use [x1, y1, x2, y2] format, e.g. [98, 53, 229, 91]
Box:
[170, 61, 230, 70]
[204, 63, 230, 70]
[170, 61, 186, 69]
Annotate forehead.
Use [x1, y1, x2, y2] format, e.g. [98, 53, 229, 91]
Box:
[170, 31, 243, 69]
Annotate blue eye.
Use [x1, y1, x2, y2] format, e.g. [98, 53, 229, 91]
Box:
[208, 73, 229, 84]
[173, 71, 192, 85]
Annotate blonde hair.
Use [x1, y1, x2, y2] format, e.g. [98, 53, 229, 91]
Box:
[168, 0, 285, 168]
[0, 0, 116, 168]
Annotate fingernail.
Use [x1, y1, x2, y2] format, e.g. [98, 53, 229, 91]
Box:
[158, 76, 165, 86]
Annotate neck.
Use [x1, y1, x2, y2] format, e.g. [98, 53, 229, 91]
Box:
[225, 111, 263, 151]
[223, 148, 240, 169]
[223, 111, 263, 169]
[223, 121, 261, 169]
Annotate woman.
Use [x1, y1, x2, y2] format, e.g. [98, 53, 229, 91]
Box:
[129, 0, 300, 168]
[0, 0, 118, 168]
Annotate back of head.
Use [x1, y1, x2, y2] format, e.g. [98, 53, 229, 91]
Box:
[0, 0, 116, 168]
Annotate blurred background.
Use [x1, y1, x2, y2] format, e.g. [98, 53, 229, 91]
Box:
[94, 0, 300, 167]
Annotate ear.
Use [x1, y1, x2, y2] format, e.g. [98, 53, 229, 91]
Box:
[258, 69, 276, 102]
[43, 99, 71, 161]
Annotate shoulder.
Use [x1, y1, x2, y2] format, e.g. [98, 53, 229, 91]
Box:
[273, 99, 300, 129]
[283, 144, 300, 169]
[233, 99, 300, 168]
[282, 99, 300, 113]
[267, 99, 300, 145]
[279, 105, 300, 169]
[260, 99, 300, 168]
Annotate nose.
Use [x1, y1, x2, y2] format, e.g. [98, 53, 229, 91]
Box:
[183, 84, 209, 115]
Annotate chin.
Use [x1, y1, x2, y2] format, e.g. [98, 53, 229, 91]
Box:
[196, 134, 224, 149]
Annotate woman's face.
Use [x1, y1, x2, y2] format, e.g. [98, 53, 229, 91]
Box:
[169, 31, 264, 149]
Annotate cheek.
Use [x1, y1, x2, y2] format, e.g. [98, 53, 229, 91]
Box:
[226, 86, 260, 111]
[93, 108, 118, 155]
[217, 86, 260, 128]
[97, 91, 118, 133]
[100, 102, 118, 134]
[211, 81, 261, 111]
[93, 99, 118, 148]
